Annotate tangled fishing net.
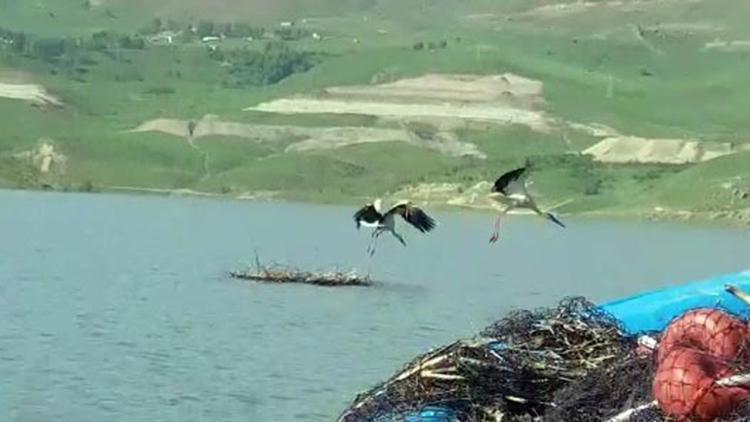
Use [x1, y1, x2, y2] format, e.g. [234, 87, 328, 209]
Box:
[338, 298, 750, 422]
[339, 297, 636, 421]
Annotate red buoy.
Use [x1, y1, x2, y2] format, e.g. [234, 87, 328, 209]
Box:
[657, 309, 749, 363]
[654, 347, 749, 420]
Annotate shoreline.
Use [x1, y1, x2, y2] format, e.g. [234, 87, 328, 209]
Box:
[2, 184, 749, 229]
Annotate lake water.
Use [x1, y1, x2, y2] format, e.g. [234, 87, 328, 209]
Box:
[1, 189, 749, 421]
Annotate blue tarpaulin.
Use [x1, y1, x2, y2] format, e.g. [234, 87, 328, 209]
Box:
[600, 270, 750, 333]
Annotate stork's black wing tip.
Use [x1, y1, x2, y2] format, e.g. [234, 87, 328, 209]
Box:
[400, 206, 436, 233]
[417, 212, 437, 233]
[425, 216, 437, 232]
[547, 213, 565, 228]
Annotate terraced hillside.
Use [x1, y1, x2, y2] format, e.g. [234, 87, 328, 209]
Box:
[1, 0, 750, 222]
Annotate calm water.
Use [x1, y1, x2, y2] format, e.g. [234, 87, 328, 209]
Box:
[1, 190, 749, 421]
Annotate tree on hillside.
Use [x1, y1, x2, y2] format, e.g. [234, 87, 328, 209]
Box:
[90, 30, 113, 50]
[118, 35, 145, 50]
[196, 20, 215, 38]
[166, 19, 181, 31]
[33, 38, 67, 60]
[274, 27, 308, 41]
[138, 17, 163, 35]
[0, 27, 29, 54]
[221, 41, 318, 86]
[10, 31, 27, 53]
[233, 23, 264, 39]
[218, 23, 233, 37]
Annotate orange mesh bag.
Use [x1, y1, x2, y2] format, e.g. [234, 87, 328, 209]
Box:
[657, 309, 750, 363]
[654, 347, 750, 420]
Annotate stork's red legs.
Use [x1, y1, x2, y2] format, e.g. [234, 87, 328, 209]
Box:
[489, 214, 503, 244]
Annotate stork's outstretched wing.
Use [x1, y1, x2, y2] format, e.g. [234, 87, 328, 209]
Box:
[386, 201, 436, 233]
[492, 167, 528, 196]
[354, 203, 382, 229]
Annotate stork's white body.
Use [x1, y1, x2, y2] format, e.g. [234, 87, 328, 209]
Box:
[489, 191, 542, 214]
[364, 199, 407, 254]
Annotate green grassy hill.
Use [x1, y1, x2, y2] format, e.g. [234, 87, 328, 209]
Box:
[1, 0, 749, 222]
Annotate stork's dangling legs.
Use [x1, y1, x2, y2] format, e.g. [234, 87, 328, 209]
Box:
[489, 209, 509, 244]
[489, 214, 502, 244]
[368, 227, 385, 256]
[369, 229, 406, 255]
[367, 229, 377, 256]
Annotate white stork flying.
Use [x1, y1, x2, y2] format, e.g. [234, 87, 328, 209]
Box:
[354, 199, 437, 255]
[488, 167, 565, 244]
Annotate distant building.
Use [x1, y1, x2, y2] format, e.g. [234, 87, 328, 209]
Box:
[280, 21, 294, 28]
[201, 36, 220, 43]
[148, 30, 179, 45]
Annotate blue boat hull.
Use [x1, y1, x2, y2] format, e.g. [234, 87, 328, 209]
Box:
[600, 270, 750, 333]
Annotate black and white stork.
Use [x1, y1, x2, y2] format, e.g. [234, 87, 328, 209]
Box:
[354, 199, 436, 255]
[488, 167, 565, 243]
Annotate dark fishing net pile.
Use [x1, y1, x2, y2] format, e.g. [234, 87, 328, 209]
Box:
[548, 347, 660, 421]
[338, 297, 665, 422]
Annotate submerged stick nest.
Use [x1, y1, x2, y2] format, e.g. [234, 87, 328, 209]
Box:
[230, 256, 372, 287]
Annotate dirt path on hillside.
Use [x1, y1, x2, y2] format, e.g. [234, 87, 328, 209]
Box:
[245, 73, 553, 132]
[128, 116, 486, 159]
[582, 136, 749, 164]
[0, 82, 62, 107]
